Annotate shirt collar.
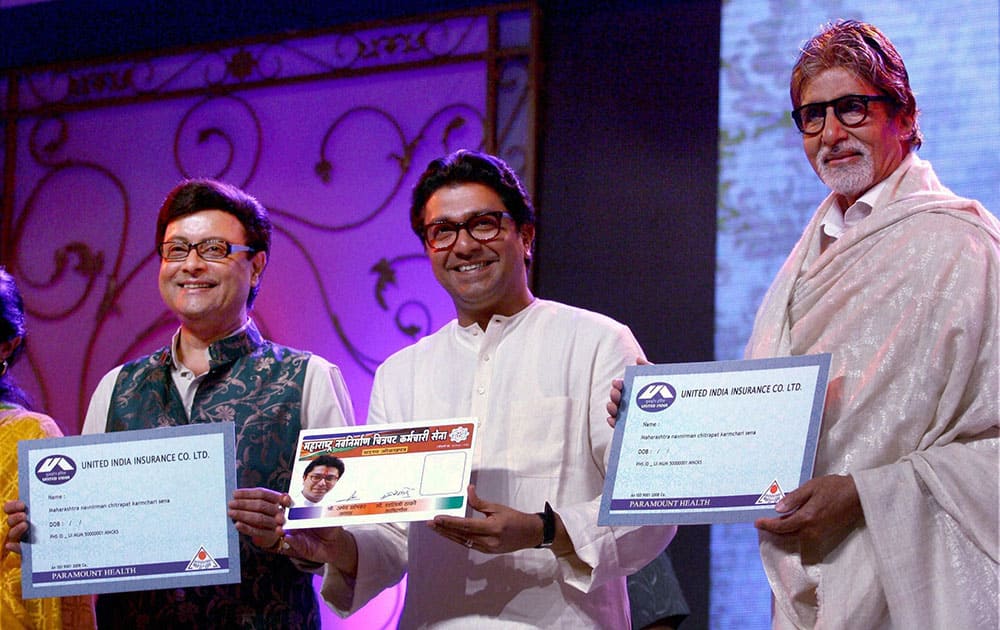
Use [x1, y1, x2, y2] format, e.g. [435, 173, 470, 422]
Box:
[820, 176, 887, 240]
[456, 298, 538, 338]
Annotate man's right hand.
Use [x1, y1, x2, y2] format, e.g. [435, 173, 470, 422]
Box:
[3, 499, 27, 554]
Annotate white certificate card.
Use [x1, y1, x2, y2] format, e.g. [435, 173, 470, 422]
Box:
[599, 354, 830, 525]
[19, 422, 240, 598]
[284, 419, 478, 529]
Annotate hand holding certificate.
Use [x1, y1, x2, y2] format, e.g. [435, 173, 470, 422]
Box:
[600, 354, 830, 525]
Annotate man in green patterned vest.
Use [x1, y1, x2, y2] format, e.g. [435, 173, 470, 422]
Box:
[82, 179, 356, 628]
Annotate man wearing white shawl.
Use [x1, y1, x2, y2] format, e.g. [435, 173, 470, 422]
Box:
[749, 20, 999, 629]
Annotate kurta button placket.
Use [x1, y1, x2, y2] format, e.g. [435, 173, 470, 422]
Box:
[470, 317, 504, 465]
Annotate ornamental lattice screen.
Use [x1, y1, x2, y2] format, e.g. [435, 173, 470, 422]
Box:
[0, 4, 538, 450]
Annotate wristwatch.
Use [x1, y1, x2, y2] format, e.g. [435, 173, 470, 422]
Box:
[535, 501, 555, 548]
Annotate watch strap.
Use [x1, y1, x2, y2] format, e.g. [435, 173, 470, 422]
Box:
[534, 501, 555, 548]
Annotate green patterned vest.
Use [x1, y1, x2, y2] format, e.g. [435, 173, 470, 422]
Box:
[95, 321, 320, 629]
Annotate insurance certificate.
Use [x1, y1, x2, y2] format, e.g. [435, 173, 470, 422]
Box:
[18, 422, 240, 598]
[599, 354, 830, 525]
[284, 419, 478, 529]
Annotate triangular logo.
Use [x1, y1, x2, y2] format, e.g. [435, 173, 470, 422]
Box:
[185, 546, 222, 571]
[755, 479, 785, 505]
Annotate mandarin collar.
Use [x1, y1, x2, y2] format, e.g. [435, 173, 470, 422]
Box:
[167, 319, 261, 371]
[456, 298, 538, 339]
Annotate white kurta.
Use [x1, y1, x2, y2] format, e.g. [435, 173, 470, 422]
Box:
[747, 154, 1000, 629]
[321, 299, 676, 628]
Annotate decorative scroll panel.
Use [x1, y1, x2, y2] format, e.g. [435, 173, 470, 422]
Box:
[1, 6, 537, 445]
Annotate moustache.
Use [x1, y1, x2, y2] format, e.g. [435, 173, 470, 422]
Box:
[818, 141, 867, 162]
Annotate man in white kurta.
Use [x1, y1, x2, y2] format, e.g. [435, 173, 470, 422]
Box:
[319, 150, 676, 628]
[750, 20, 998, 630]
[227, 151, 676, 627]
[330, 298, 673, 627]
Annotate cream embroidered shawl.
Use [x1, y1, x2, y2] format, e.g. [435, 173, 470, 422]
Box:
[746, 155, 999, 629]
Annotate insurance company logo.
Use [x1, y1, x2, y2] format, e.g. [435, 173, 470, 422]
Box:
[35, 455, 77, 485]
[186, 546, 222, 571]
[756, 479, 785, 505]
[635, 382, 677, 412]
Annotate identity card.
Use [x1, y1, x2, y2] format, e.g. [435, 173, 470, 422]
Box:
[284, 419, 478, 529]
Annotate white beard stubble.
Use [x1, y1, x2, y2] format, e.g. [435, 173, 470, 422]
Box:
[816, 142, 875, 201]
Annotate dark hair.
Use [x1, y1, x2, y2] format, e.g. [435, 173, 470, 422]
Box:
[791, 19, 922, 149]
[0, 267, 30, 407]
[409, 149, 535, 247]
[304, 455, 345, 478]
[156, 179, 271, 308]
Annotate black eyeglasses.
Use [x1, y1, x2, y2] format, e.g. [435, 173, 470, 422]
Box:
[158, 239, 255, 261]
[306, 473, 339, 484]
[791, 94, 895, 135]
[422, 211, 513, 252]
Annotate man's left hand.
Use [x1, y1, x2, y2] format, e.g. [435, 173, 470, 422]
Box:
[228, 487, 358, 573]
[228, 487, 290, 548]
[754, 474, 863, 560]
[429, 485, 546, 554]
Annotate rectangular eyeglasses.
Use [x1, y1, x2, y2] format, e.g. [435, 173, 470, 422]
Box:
[158, 239, 255, 261]
[791, 94, 895, 135]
